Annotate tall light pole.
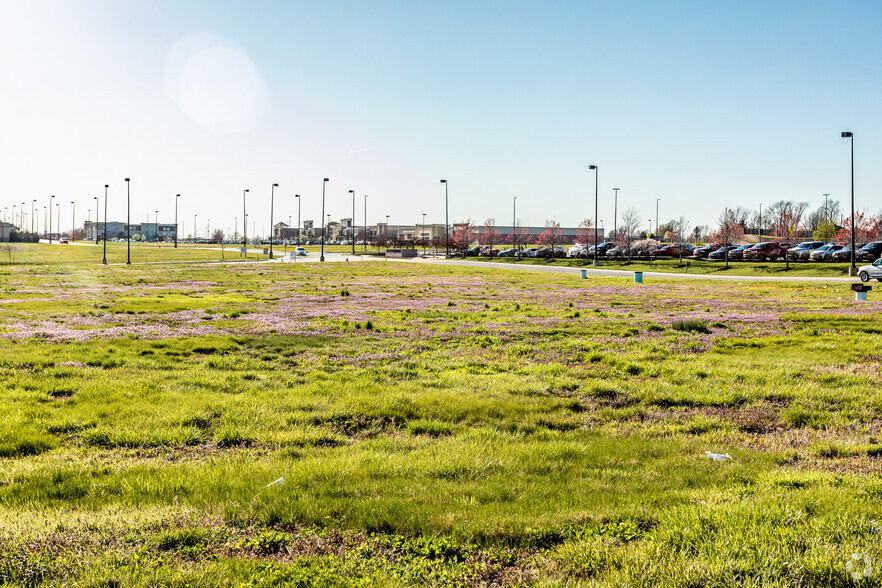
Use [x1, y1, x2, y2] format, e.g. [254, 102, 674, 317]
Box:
[49, 196, 53, 243]
[70, 201, 75, 240]
[823, 193, 830, 224]
[174, 194, 180, 248]
[31, 200, 35, 234]
[363, 194, 368, 252]
[56, 203, 60, 238]
[422, 213, 427, 253]
[440, 179, 449, 257]
[588, 165, 598, 266]
[513, 196, 517, 252]
[758, 203, 762, 241]
[125, 178, 131, 264]
[613, 188, 619, 243]
[295, 194, 301, 244]
[386, 214, 390, 244]
[320, 178, 329, 262]
[842, 131, 856, 275]
[103, 184, 108, 264]
[269, 182, 278, 259]
[656, 198, 660, 240]
[349, 189, 355, 254]
[242, 188, 249, 250]
[93, 196, 98, 244]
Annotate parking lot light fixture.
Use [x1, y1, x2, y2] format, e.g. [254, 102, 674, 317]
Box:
[320, 178, 329, 262]
[270, 183, 278, 259]
[588, 165, 598, 266]
[842, 131, 856, 275]
[440, 179, 449, 257]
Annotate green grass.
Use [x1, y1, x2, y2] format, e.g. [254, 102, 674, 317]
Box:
[0, 250, 879, 585]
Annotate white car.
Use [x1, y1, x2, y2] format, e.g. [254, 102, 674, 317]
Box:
[295, 247, 306, 256]
[858, 258, 882, 282]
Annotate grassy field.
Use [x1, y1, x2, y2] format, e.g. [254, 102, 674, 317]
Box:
[1, 243, 881, 586]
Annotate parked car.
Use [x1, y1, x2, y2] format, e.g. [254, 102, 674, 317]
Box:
[568, 244, 586, 258]
[831, 246, 852, 262]
[651, 243, 690, 258]
[693, 243, 721, 258]
[522, 247, 540, 258]
[708, 245, 740, 260]
[498, 248, 518, 257]
[605, 245, 630, 258]
[294, 247, 306, 256]
[743, 242, 788, 261]
[809, 243, 844, 261]
[857, 242, 882, 262]
[586, 242, 616, 258]
[724, 244, 752, 260]
[786, 241, 825, 260]
[858, 258, 882, 282]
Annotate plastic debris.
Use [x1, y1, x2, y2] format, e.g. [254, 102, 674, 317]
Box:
[705, 451, 732, 461]
[264, 477, 285, 487]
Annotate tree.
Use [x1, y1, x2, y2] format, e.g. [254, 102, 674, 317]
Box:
[509, 225, 529, 251]
[837, 211, 877, 247]
[620, 207, 643, 263]
[575, 218, 594, 246]
[480, 218, 502, 251]
[452, 221, 475, 255]
[813, 220, 838, 242]
[765, 200, 808, 241]
[536, 220, 564, 258]
[806, 200, 842, 233]
[710, 208, 745, 269]
[212, 229, 224, 244]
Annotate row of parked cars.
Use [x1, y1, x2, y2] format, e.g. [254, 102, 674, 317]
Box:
[563, 240, 882, 262]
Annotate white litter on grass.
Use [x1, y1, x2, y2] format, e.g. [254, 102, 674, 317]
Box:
[264, 477, 285, 487]
[705, 451, 732, 461]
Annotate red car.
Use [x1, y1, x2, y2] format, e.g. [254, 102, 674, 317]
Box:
[693, 243, 721, 258]
[744, 242, 789, 261]
[651, 244, 690, 258]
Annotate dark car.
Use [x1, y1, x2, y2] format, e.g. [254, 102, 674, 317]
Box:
[857, 242, 882, 262]
[786, 241, 825, 260]
[708, 245, 740, 260]
[693, 243, 721, 258]
[587, 242, 616, 258]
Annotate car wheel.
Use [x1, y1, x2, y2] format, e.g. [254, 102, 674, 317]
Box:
[859, 271, 870, 282]
[769, 255, 777, 262]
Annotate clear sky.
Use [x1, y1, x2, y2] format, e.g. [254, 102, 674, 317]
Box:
[1, 0, 880, 237]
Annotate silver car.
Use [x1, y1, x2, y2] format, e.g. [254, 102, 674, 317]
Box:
[858, 258, 882, 282]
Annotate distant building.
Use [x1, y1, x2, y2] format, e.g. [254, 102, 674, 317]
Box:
[0, 222, 13, 242]
[84, 221, 178, 241]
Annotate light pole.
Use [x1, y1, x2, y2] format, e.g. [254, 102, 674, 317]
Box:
[758, 203, 762, 241]
[269, 182, 278, 259]
[842, 131, 856, 275]
[93, 196, 98, 244]
[70, 201, 75, 240]
[125, 178, 131, 264]
[320, 178, 329, 262]
[440, 179, 449, 257]
[31, 200, 35, 234]
[295, 194, 301, 244]
[174, 194, 180, 248]
[242, 188, 249, 250]
[385, 214, 390, 246]
[823, 193, 830, 224]
[422, 213, 426, 253]
[363, 194, 368, 252]
[56, 203, 60, 238]
[103, 184, 108, 264]
[349, 190, 356, 254]
[154, 210, 158, 241]
[194, 214, 197, 241]
[656, 198, 660, 240]
[49, 196, 54, 243]
[613, 188, 619, 243]
[513, 196, 517, 252]
[588, 165, 598, 266]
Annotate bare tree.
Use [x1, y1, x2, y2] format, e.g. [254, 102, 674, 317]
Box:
[621, 207, 643, 263]
[710, 208, 745, 269]
[575, 218, 594, 246]
[480, 218, 502, 253]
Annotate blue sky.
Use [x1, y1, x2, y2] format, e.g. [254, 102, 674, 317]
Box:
[1, 0, 880, 237]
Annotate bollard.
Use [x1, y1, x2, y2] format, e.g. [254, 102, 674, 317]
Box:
[634, 271, 643, 284]
[856, 291, 868, 302]
[580, 269, 587, 279]
[851, 283, 871, 302]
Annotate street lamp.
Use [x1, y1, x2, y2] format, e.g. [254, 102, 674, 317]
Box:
[70, 201, 75, 241]
[440, 179, 449, 257]
[48, 196, 53, 243]
[363, 194, 368, 252]
[93, 196, 98, 244]
[56, 203, 60, 237]
[656, 198, 660, 240]
[31, 200, 35, 234]
[823, 193, 830, 224]
[295, 194, 301, 244]
[320, 178, 329, 262]
[758, 203, 762, 241]
[349, 190, 356, 255]
[174, 194, 180, 248]
[513, 196, 517, 252]
[422, 213, 426, 253]
[243, 188, 249, 250]
[125, 178, 131, 264]
[103, 185, 108, 264]
[269, 183, 278, 259]
[842, 131, 856, 275]
[588, 165, 598, 266]
[613, 188, 619, 243]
